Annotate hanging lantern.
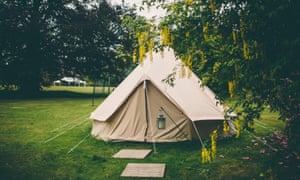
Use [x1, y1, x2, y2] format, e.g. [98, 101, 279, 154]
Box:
[157, 114, 166, 129]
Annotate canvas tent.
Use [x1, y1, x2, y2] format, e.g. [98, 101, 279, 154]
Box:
[90, 48, 233, 142]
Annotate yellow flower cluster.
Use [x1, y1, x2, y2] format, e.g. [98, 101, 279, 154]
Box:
[170, 4, 176, 11]
[209, 0, 216, 12]
[139, 45, 146, 63]
[180, 54, 192, 78]
[160, 26, 172, 46]
[211, 130, 217, 160]
[132, 51, 137, 63]
[247, 121, 253, 129]
[181, 64, 186, 78]
[201, 147, 211, 163]
[240, 18, 249, 60]
[148, 38, 154, 61]
[235, 118, 241, 138]
[202, 22, 209, 42]
[186, 55, 192, 67]
[223, 120, 230, 134]
[243, 41, 249, 60]
[232, 29, 237, 45]
[201, 129, 218, 163]
[213, 62, 221, 73]
[135, 30, 155, 63]
[136, 31, 148, 63]
[185, 0, 194, 5]
[185, 31, 190, 38]
[228, 81, 234, 98]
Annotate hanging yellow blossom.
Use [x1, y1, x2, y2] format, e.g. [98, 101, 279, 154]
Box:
[201, 147, 211, 163]
[186, 55, 192, 78]
[180, 54, 192, 78]
[228, 81, 234, 98]
[160, 26, 172, 46]
[186, 54, 192, 68]
[232, 29, 237, 45]
[171, 4, 176, 11]
[136, 32, 147, 63]
[181, 64, 186, 78]
[139, 45, 146, 63]
[211, 129, 217, 160]
[240, 17, 249, 60]
[213, 62, 221, 73]
[148, 38, 154, 61]
[202, 22, 209, 42]
[185, 31, 190, 38]
[209, 0, 216, 12]
[160, 26, 166, 45]
[223, 120, 230, 134]
[247, 121, 253, 129]
[243, 40, 249, 60]
[235, 118, 241, 138]
[185, 0, 194, 5]
[132, 50, 137, 63]
[136, 30, 155, 63]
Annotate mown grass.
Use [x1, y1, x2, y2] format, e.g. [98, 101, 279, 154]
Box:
[43, 85, 114, 95]
[0, 86, 298, 179]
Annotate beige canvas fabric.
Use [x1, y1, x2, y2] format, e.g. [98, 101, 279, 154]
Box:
[90, 48, 229, 142]
[91, 81, 193, 142]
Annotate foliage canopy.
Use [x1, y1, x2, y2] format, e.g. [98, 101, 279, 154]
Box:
[141, 0, 299, 149]
[0, 0, 135, 92]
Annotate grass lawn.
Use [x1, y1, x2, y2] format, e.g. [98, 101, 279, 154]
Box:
[43, 85, 114, 94]
[0, 86, 298, 179]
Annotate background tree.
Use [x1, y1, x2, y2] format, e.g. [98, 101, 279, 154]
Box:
[145, 0, 300, 149]
[0, 0, 70, 93]
[59, 1, 133, 85]
[0, 0, 136, 92]
[121, 15, 157, 64]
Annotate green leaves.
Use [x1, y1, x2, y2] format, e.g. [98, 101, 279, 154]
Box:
[0, 1, 135, 91]
[149, 0, 300, 149]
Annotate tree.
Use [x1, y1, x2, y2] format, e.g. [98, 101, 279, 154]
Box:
[0, 0, 136, 91]
[144, 0, 300, 149]
[61, 2, 114, 81]
[121, 15, 158, 63]
[0, 0, 70, 93]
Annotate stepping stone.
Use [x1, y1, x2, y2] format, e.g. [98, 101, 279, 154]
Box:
[121, 163, 166, 178]
[113, 149, 152, 159]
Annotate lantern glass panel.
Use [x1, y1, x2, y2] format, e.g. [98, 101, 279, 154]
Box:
[157, 114, 166, 129]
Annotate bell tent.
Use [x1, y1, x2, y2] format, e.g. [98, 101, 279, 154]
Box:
[90, 48, 233, 142]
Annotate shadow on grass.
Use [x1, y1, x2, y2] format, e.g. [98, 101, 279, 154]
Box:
[0, 90, 108, 99]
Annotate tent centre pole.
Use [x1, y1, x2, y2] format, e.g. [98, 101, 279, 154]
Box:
[144, 80, 157, 153]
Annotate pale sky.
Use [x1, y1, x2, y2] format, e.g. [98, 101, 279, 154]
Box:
[108, 0, 167, 21]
